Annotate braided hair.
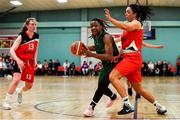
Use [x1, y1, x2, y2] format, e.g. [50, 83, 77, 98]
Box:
[89, 18, 109, 38]
[129, 4, 153, 23]
[91, 18, 109, 31]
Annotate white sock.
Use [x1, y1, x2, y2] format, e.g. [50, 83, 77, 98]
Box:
[122, 96, 131, 105]
[153, 100, 162, 108]
[5, 93, 13, 102]
[17, 86, 23, 93]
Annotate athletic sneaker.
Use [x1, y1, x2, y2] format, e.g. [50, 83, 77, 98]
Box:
[117, 103, 134, 115]
[83, 105, 94, 117]
[2, 100, 11, 110]
[128, 88, 133, 96]
[156, 104, 167, 114]
[16, 88, 22, 104]
[106, 96, 120, 108]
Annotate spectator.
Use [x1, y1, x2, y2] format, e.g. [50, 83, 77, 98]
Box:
[94, 62, 102, 76]
[147, 61, 155, 76]
[36, 61, 42, 75]
[141, 61, 148, 76]
[162, 61, 168, 76]
[81, 61, 89, 75]
[69, 62, 76, 75]
[177, 55, 180, 76]
[63, 59, 70, 76]
[42, 59, 48, 75]
[168, 63, 176, 76]
[88, 61, 94, 76]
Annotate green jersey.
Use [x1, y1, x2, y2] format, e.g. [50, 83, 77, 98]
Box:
[93, 30, 119, 77]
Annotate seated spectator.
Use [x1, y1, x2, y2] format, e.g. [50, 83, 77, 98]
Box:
[168, 63, 176, 76]
[147, 61, 155, 76]
[55, 59, 61, 74]
[141, 61, 148, 76]
[51, 59, 57, 75]
[0, 57, 7, 77]
[36, 61, 43, 75]
[94, 62, 102, 76]
[88, 61, 94, 76]
[177, 55, 180, 76]
[63, 59, 70, 76]
[48, 59, 53, 75]
[5, 58, 13, 76]
[81, 61, 89, 75]
[69, 62, 76, 75]
[162, 61, 168, 76]
[42, 59, 48, 75]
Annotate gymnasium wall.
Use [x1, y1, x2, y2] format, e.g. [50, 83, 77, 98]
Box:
[0, 6, 180, 66]
[38, 28, 81, 65]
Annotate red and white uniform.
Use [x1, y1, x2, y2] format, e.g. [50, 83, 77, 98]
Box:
[15, 32, 39, 83]
[115, 29, 143, 83]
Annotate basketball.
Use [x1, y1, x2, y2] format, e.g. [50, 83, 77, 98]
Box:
[70, 41, 87, 56]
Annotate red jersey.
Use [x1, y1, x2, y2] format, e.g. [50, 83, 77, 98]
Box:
[121, 29, 143, 52]
[16, 32, 39, 60]
[15, 32, 39, 83]
[115, 29, 143, 83]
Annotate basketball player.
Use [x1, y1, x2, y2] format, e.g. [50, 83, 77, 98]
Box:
[104, 4, 167, 115]
[2, 17, 39, 110]
[115, 37, 164, 98]
[83, 18, 120, 117]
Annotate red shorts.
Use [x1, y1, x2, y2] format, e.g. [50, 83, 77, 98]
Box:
[21, 59, 35, 83]
[114, 52, 142, 83]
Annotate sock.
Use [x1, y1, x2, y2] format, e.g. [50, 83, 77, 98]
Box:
[5, 93, 13, 102]
[90, 101, 96, 110]
[122, 96, 131, 105]
[110, 93, 117, 100]
[153, 100, 162, 108]
[19, 86, 23, 92]
[17, 86, 23, 93]
[153, 100, 158, 106]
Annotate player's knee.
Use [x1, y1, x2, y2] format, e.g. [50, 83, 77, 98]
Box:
[109, 72, 116, 83]
[25, 84, 33, 90]
[12, 78, 20, 86]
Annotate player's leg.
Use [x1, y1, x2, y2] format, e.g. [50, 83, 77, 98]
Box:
[127, 81, 133, 96]
[109, 69, 134, 115]
[16, 81, 33, 104]
[2, 73, 21, 110]
[131, 69, 167, 115]
[83, 71, 118, 116]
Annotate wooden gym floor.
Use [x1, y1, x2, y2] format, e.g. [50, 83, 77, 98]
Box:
[0, 75, 180, 120]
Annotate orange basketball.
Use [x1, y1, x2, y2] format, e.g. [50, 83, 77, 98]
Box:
[70, 41, 87, 56]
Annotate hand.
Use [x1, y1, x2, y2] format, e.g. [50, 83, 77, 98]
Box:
[158, 45, 164, 48]
[111, 54, 122, 63]
[104, 8, 111, 21]
[16, 59, 25, 72]
[34, 64, 38, 70]
[83, 49, 92, 57]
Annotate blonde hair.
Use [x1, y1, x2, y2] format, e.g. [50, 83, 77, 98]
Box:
[21, 17, 37, 32]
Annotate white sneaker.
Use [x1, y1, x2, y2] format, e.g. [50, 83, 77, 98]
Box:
[106, 96, 120, 108]
[156, 105, 167, 114]
[16, 88, 22, 104]
[83, 105, 94, 117]
[2, 101, 11, 110]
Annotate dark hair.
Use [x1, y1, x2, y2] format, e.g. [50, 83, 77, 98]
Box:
[21, 17, 37, 32]
[91, 18, 109, 31]
[129, 4, 153, 23]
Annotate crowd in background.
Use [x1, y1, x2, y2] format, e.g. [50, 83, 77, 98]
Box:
[0, 53, 180, 77]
